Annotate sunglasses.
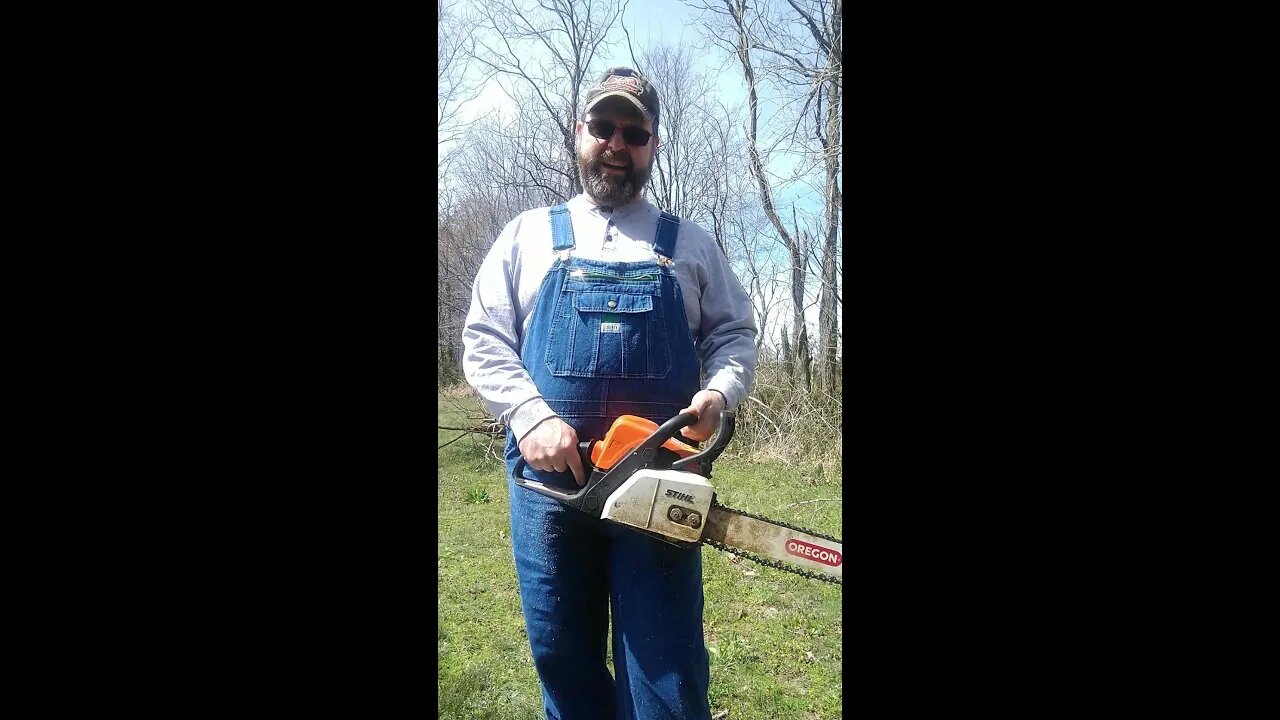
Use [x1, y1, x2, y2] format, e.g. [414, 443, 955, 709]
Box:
[586, 119, 652, 147]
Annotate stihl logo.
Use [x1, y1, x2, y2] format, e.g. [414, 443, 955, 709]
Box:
[665, 488, 695, 504]
[786, 539, 842, 567]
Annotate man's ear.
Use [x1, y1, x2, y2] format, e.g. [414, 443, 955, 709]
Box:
[574, 120, 584, 137]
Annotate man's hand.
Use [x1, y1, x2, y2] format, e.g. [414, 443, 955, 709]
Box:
[679, 390, 727, 443]
[518, 417, 586, 486]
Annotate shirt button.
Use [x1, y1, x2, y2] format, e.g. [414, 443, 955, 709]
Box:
[607, 300, 617, 308]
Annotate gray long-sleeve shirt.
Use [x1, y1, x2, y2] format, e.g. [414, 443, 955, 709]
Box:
[462, 193, 758, 442]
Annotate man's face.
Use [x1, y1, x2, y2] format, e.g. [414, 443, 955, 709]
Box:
[575, 105, 656, 207]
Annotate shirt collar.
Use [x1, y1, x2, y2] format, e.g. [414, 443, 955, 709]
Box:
[572, 193, 654, 221]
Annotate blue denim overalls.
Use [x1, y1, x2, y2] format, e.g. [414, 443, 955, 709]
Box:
[504, 203, 711, 720]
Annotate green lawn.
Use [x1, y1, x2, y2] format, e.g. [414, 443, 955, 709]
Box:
[438, 391, 843, 720]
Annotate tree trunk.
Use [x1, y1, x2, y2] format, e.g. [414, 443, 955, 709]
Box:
[791, 221, 806, 383]
[816, 68, 841, 396]
[795, 323, 812, 392]
[780, 322, 792, 381]
[725, 0, 805, 384]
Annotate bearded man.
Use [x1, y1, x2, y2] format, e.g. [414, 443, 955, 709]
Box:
[462, 66, 758, 720]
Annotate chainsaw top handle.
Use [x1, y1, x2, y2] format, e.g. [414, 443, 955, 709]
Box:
[672, 410, 734, 473]
[513, 410, 733, 514]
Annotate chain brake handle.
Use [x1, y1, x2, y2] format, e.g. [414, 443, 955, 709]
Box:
[513, 412, 709, 513]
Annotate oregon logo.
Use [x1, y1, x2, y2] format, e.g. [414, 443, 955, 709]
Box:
[786, 539, 842, 567]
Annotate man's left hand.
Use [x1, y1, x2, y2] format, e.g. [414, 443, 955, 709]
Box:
[679, 390, 726, 443]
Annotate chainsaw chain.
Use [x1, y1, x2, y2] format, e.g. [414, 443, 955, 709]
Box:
[702, 501, 843, 586]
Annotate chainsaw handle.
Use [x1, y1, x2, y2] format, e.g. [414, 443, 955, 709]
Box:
[512, 413, 700, 511]
[646, 411, 702, 450]
[511, 441, 597, 499]
[512, 459, 586, 500]
[671, 410, 734, 473]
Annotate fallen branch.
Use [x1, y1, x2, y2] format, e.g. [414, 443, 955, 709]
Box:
[438, 432, 469, 450]
[438, 424, 502, 435]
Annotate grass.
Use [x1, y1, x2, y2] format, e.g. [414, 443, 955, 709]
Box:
[438, 390, 843, 720]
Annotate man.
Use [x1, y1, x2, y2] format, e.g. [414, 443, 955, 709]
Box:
[462, 66, 758, 720]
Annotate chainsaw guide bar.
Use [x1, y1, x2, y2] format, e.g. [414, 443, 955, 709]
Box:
[701, 502, 843, 585]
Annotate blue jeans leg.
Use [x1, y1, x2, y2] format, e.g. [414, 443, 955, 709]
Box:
[608, 527, 712, 720]
[509, 473, 616, 720]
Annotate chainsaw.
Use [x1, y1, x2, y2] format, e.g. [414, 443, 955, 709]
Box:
[514, 412, 842, 585]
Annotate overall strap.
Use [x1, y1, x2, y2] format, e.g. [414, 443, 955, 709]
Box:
[653, 210, 681, 260]
[548, 204, 576, 253]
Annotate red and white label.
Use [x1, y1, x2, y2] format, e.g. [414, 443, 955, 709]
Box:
[786, 539, 842, 567]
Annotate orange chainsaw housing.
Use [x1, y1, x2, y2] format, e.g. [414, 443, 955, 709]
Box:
[589, 415, 700, 470]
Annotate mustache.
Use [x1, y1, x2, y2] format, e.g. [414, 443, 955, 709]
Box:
[592, 150, 632, 168]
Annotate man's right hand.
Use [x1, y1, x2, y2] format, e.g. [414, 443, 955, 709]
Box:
[518, 417, 586, 486]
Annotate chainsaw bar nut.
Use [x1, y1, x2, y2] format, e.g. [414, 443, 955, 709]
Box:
[667, 506, 701, 528]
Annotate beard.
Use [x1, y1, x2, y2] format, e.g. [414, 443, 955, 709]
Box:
[577, 143, 652, 207]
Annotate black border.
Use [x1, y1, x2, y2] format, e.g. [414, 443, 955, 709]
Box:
[62, 3, 1195, 714]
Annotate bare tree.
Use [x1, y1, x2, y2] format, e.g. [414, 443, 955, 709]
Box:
[788, 0, 841, 395]
[439, 0, 491, 177]
[622, 42, 759, 266]
[747, 0, 841, 394]
[686, 0, 841, 393]
[469, 0, 625, 199]
[727, 200, 788, 355]
[437, 109, 574, 377]
[630, 46, 712, 212]
[683, 0, 809, 388]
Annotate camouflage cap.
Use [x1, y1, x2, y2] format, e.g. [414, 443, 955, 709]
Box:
[582, 67, 660, 126]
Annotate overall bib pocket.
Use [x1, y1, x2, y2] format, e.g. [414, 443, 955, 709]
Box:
[545, 289, 671, 378]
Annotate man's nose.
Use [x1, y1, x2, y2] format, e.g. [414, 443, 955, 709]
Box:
[606, 128, 628, 151]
